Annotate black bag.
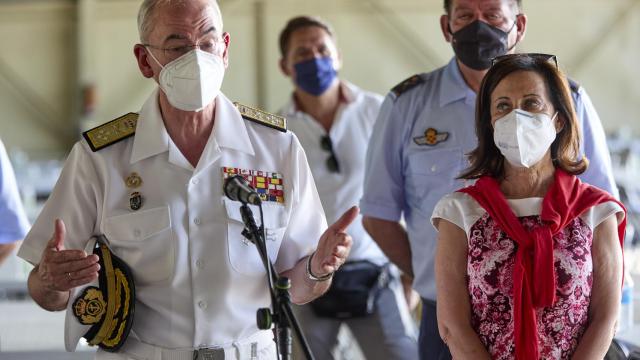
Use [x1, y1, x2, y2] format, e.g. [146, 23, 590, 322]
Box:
[606, 338, 640, 360]
[310, 260, 390, 319]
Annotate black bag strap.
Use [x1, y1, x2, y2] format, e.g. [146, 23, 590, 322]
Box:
[366, 263, 392, 313]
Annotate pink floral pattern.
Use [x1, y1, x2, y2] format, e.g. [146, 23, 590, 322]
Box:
[467, 213, 593, 359]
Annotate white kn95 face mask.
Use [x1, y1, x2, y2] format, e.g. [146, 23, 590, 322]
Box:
[147, 48, 225, 112]
[493, 109, 558, 168]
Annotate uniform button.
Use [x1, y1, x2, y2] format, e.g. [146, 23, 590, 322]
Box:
[431, 165, 437, 172]
[191, 178, 199, 185]
[198, 300, 207, 309]
[196, 259, 204, 268]
[194, 217, 201, 225]
[133, 229, 141, 238]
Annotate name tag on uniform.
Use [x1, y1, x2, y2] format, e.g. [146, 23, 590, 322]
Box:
[222, 167, 285, 204]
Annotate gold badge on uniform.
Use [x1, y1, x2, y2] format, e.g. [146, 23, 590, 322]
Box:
[125, 172, 143, 188]
[414, 128, 449, 146]
[129, 192, 143, 211]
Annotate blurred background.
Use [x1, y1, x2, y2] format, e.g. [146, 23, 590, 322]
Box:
[0, 0, 639, 357]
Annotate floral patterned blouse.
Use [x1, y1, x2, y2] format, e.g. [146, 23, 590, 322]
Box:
[432, 193, 623, 359]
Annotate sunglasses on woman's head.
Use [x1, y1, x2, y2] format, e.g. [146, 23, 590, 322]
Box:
[491, 53, 558, 69]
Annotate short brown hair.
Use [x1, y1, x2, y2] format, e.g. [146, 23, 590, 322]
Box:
[459, 54, 588, 180]
[278, 16, 334, 58]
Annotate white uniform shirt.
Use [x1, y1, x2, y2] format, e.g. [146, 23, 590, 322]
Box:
[18, 89, 327, 348]
[279, 82, 387, 265]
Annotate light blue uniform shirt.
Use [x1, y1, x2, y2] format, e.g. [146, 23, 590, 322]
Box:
[360, 58, 618, 300]
[0, 139, 30, 244]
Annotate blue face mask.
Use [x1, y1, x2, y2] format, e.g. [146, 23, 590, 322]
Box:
[293, 57, 337, 96]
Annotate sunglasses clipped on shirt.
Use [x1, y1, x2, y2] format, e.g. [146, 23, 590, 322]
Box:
[320, 135, 340, 173]
[490, 53, 558, 69]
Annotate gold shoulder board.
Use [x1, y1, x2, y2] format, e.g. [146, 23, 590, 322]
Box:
[390, 74, 424, 99]
[83, 113, 139, 152]
[234, 102, 287, 133]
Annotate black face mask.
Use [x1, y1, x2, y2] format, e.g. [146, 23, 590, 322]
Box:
[449, 19, 517, 70]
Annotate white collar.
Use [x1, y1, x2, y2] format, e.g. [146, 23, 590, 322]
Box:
[213, 92, 255, 156]
[280, 80, 359, 118]
[130, 89, 255, 167]
[130, 88, 170, 164]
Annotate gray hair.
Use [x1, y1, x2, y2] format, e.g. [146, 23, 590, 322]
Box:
[137, 0, 223, 43]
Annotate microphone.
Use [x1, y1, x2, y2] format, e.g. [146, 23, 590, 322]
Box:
[224, 175, 262, 205]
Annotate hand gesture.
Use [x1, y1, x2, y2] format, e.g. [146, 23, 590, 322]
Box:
[36, 219, 100, 292]
[310, 206, 358, 277]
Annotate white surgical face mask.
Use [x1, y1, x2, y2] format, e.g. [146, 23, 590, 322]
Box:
[147, 48, 225, 112]
[493, 109, 558, 168]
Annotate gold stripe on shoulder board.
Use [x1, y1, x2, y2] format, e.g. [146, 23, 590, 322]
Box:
[83, 113, 139, 152]
[234, 102, 287, 133]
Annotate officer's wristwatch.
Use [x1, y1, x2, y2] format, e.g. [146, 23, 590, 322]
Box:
[306, 251, 333, 282]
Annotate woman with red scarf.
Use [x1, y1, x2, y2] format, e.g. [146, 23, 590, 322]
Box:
[432, 54, 625, 360]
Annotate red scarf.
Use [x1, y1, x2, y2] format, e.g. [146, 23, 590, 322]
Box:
[458, 170, 625, 360]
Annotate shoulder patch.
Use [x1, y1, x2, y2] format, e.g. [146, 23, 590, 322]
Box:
[391, 74, 424, 98]
[83, 113, 138, 152]
[234, 102, 287, 133]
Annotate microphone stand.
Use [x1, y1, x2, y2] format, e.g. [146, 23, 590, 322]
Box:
[238, 203, 315, 360]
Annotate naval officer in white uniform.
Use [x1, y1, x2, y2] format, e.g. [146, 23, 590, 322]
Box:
[18, 0, 356, 358]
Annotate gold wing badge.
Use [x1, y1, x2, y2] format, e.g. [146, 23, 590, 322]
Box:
[413, 128, 449, 146]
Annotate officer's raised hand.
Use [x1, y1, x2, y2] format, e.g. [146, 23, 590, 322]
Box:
[309, 206, 358, 277]
[29, 219, 100, 310]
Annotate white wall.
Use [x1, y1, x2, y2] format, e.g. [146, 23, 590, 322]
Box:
[0, 1, 76, 156]
[0, 0, 638, 157]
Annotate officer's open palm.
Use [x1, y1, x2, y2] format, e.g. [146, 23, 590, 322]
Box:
[36, 219, 100, 292]
[311, 206, 358, 276]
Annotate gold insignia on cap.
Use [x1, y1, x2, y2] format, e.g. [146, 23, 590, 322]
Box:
[83, 113, 138, 152]
[74, 287, 107, 325]
[125, 172, 143, 189]
[234, 102, 287, 132]
[101, 267, 131, 348]
[414, 128, 449, 146]
[71, 237, 136, 352]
